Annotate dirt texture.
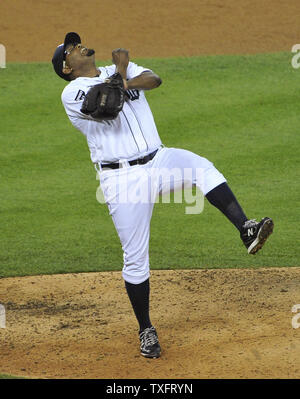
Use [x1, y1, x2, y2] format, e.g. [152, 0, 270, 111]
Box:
[1, 0, 300, 380]
[1, 0, 300, 62]
[0, 269, 300, 379]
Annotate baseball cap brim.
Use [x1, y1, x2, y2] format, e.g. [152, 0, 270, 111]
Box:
[52, 32, 81, 81]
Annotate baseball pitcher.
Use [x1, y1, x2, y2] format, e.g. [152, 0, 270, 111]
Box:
[52, 32, 274, 359]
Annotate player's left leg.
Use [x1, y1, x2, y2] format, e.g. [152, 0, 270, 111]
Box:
[151, 147, 273, 254]
[99, 165, 161, 358]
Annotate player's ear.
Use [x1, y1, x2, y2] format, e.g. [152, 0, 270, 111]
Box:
[62, 64, 72, 75]
[62, 61, 73, 75]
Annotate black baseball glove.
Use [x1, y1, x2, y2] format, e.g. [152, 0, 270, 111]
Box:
[80, 72, 125, 120]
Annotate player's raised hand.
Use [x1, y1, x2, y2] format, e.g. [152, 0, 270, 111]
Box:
[112, 48, 129, 66]
[112, 48, 129, 79]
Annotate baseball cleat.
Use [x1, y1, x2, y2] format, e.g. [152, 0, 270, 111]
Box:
[139, 326, 161, 358]
[240, 217, 274, 254]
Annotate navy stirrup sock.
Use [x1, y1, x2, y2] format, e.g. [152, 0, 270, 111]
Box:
[125, 278, 152, 333]
[205, 182, 248, 232]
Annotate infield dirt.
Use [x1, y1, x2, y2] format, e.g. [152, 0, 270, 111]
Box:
[1, 268, 300, 379]
[1, 0, 299, 61]
[0, 0, 299, 379]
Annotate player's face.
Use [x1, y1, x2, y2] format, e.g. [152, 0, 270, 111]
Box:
[64, 43, 95, 69]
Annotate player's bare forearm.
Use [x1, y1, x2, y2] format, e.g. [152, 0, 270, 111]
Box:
[125, 71, 162, 91]
[112, 48, 162, 91]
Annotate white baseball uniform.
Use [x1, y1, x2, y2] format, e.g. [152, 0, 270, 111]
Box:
[61, 62, 226, 284]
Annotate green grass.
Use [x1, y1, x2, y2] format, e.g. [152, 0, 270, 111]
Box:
[0, 373, 27, 379]
[0, 52, 299, 277]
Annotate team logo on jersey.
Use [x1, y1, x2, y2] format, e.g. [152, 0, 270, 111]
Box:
[75, 90, 86, 101]
[74, 89, 138, 101]
[126, 89, 140, 101]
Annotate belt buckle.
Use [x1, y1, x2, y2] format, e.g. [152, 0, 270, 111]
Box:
[119, 159, 130, 168]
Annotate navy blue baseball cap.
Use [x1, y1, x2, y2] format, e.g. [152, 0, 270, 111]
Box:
[52, 32, 81, 81]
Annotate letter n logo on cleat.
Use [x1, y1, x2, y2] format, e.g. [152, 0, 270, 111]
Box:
[248, 228, 254, 237]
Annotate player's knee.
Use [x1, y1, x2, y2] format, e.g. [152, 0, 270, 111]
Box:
[122, 256, 150, 284]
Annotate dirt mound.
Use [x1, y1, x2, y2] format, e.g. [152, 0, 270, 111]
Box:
[1, 268, 300, 379]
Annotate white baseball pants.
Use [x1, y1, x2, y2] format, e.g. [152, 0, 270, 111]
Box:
[98, 147, 226, 284]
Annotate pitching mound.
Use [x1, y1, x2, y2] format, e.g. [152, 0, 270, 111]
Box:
[0, 268, 299, 379]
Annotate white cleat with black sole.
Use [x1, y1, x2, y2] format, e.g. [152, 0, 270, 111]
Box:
[240, 217, 274, 254]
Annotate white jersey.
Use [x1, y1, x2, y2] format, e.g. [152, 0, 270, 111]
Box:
[61, 62, 162, 164]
